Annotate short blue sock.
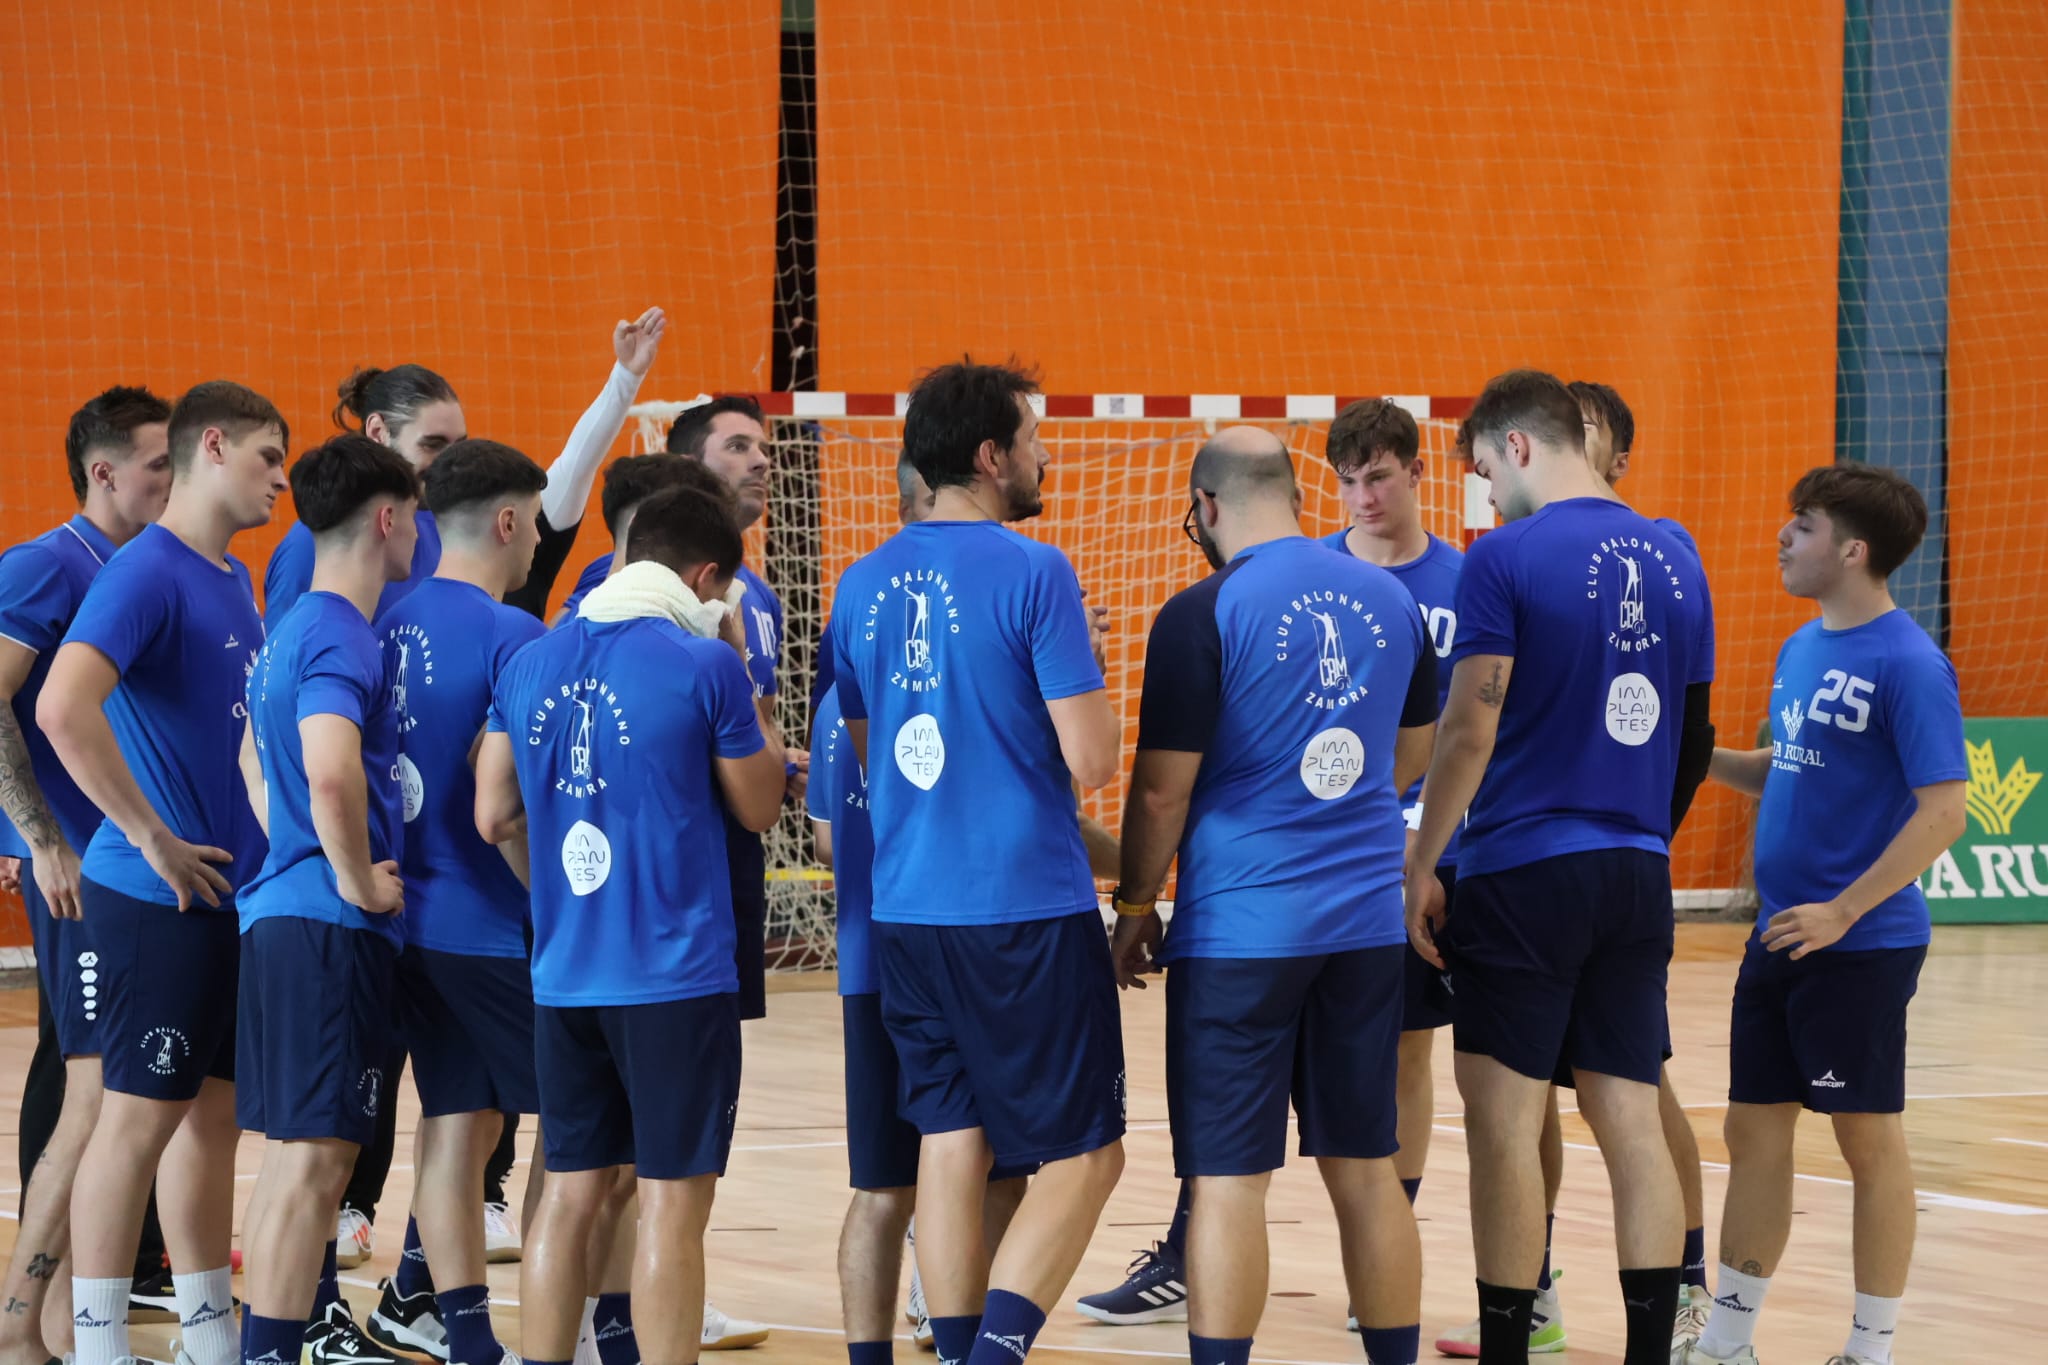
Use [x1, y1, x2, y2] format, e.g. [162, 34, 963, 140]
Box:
[930, 1316, 980, 1365]
[1358, 1324, 1420, 1365]
[395, 1217, 434, 1298]
[313, 1240, 340, 1315]
[436, 1284, 500, 1365]
[1399, 1176, 1421, 1205]
[965, 1290, 1046, 1365]
[849, 1339, 894, 1365]
[592, 1291, 637, 1365]
[1682, 1226, 1707, 1289]
[1188, 1334, 1251, 1365]
[1165, 1180, 1194, 1256]
[1538, 1213, 1555, 1292]
[245, 1312, 308, 1365]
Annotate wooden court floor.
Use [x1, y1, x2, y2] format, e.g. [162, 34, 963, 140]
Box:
[0, 923, 2039, 1364]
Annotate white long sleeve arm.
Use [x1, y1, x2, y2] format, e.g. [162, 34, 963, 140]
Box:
[541, 361, 646, 528]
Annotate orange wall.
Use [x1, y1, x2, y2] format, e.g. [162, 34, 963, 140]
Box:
[0, 1, 781, 943]
[1951, 1, 2048, 718]
[820, 0, 1847, 890]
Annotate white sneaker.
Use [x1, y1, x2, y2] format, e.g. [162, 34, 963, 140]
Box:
[573, 1300, 600, 1365]
[1673, 1283, 1712, 1349]
[337, 1207, 375, 1269]
[906, 1264, 926, 1326]
[700, 1303, 769, 1351]
[1682, 1343, 1760, 1365]
[483, 1202, 522, 1264]
[1822, 1356, 1881, 1365]
[1432, 1279, 1567, 1357]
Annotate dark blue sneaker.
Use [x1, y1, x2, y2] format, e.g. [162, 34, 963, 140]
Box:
[1074, 1243, 1189, 1325]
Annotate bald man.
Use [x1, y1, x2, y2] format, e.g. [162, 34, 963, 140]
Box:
[1109, 427, 1438, 1365]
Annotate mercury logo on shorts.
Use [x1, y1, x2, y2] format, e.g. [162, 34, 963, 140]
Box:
[77, 949, 99, 1021]
[1811, 1070, 1847, 1089]
[141, 1026, 189, 1076]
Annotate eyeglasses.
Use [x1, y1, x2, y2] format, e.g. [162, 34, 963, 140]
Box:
[1182, 489, 1210, 543]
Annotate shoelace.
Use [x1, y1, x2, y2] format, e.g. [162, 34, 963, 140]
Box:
[1120, 1244, 1177, 1282]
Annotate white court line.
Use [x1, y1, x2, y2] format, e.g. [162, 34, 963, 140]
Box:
[752, 1319, 1360, 1365]
[1433, 1088, 2048, 1122]
[1551, 1139, 2047, 1216]
[1997, 1137, 2048, 1150]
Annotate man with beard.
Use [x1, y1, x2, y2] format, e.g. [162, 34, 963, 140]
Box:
[828, 360, 1125, 1365]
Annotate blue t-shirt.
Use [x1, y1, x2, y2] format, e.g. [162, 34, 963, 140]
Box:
[1754, 610, 1964, 951]
[0, 516, 120, 856]
[806, 686, 877, 994]
[735, 563, 783, 698]
[265, 511, 440, 629]
[488, 617, 762, 1007]
[239, 593, 405, 944]
[376, 578, 547, 957]
[1326, 529, 1465, 865]
[558, 552, 611, 618]
[1450, 498, 1714, 877]
[829, 521, 1104, 926]
[1142, 536, 1437, 960]
[63, 525, 269, 909]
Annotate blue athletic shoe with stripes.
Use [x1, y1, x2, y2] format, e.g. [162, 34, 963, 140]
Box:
[1075, 1243, 1189, 1325]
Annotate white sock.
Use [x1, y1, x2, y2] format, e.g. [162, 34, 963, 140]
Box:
[573, 1297, 601, 1365]
[1696, 1263, 1771, 1357]
[71, 1276, 131, 1365]
[1845, 1291, 1901, 1363]
[174, 1268, 238, 1365]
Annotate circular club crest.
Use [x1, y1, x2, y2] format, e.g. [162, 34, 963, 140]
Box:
[1605, 672, 1662, 746]
[1300, 726, 1366, 800]
[562, 819, 614, 896]
[894, 713, 945, 790]
[397, 754, 425, 823]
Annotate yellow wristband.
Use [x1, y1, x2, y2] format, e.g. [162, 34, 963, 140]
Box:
[1113, 896, 1156, 918]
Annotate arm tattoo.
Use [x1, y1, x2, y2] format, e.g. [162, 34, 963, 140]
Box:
[3, 1297, 26, 1315]
[0, 707, 60, 852]
[1476, 661, 1507, 709]
[24, 1252, 57, 1280]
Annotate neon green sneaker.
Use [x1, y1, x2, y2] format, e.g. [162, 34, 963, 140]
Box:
[1432, 1274, 1567, 1357]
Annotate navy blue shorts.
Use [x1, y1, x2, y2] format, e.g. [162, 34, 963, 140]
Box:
[27, 869, 101, 1057]
[536, 994, 741, 1180]
[875, 911, 1126, 1169]
[397, 947, 538, 1118]
[1166, 945, 1403, 1176]
[1402, 866, 1457, 1032]
[87, 878, 238, 1101]
[726, 815, 767, 1022]
[236, 917, 398, 1145]
[1728, 934, 1925, 1114]
[1442, 849, 1673, 1086]
[842, 992, 1036, 1191]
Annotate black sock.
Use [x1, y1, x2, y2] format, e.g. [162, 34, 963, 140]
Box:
[1474, 1280, 1535, 1365]
[1618, 1266, 1682, 1365]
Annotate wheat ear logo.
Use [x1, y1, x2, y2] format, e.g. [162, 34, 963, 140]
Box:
[1964, 739, 2040, 836]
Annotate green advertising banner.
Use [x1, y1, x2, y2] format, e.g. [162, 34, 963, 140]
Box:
[1922, 717, 2048, 923]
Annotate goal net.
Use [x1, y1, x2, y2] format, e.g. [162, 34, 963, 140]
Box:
[632, 398, 1481, 972]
